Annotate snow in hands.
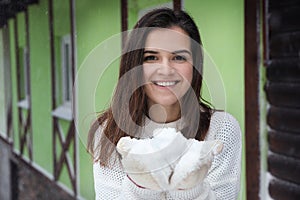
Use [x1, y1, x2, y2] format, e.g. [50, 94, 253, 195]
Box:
[116, 127, 223, 191]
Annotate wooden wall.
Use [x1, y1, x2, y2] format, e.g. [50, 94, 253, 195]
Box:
[265, 0, 300, 199]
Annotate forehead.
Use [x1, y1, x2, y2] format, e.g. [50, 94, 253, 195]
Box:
[145, 27, 191, 52]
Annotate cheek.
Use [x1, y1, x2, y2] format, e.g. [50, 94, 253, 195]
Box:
[179, 65, 193, 83]
[142, 65, 153, 81]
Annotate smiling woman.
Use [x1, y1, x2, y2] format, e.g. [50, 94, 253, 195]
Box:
[88, 8, 242, 200]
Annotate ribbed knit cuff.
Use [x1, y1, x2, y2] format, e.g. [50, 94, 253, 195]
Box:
[123, 175, 163, 199]
[168, 181, 213, 199]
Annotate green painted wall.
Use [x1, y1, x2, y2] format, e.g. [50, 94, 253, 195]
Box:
[1, 0, 245, 199]
[0, 29, 6, 136]
[184, 1, 245, 199]
[28, 0, 53, 173]
[8, 18, 18, 151]
[76, 0, 121, 199]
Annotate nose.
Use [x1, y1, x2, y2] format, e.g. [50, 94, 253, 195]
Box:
[157, 58, 175, 75]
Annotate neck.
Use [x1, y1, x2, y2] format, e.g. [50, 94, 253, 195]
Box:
[148, 103, 181, 123]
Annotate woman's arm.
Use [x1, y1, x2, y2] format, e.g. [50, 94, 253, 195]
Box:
[167, 112, 242, 200]
[93, 127, 164, 200]
[93, 156, 166, 200]
[93, 161, 123, 199]
[205, 112, 242, 199]
[93, 111, 242, 200]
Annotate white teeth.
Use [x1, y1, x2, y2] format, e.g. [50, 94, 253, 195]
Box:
[154, 81, 177, 87]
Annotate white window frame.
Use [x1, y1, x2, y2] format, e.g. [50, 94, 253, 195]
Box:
[61, 34, 72, 107]
[52, 34, 73, 121]
[17, 47, 30, 110]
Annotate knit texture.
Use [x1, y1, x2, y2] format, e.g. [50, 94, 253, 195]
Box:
[93, 111, 242, 199]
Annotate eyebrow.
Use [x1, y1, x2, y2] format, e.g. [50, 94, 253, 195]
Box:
[172, 50, 192, 56]
[143, 50, 158, 54]
[143, 49, 192, 56]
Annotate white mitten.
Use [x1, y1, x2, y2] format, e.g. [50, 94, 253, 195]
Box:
[116, 128, 189, 191]
[170, 139, 223, 190]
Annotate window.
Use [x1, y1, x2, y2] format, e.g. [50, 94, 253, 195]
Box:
[17, 47, 30, 109]
[61, 35, 72, 106]
[52, 34, 73, 121]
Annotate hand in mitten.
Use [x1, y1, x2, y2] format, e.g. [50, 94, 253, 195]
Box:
[116, 128, 189, 191]
[116, 128, 223, 191]
[170, 139, 223, 190]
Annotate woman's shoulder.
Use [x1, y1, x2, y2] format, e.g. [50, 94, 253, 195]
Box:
[206, 111, 242, 141]
[94, 120, 108, 144]
[211, 111, 240, 126]
[91, 120, 108, 152]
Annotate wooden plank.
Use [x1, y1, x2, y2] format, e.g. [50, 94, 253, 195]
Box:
[69, 0, 77, 196]
[11, 153, 74, 200]
[265, 82, 300, 108]
[269, 178, 300, 200]
[24, 7, 32, 161]
[121, 0, 128, 49]
[47, 0, 58, 184]
[267, 106, 300, 133]
[269, 32, 300, 58]
[266, 0, 300, 198]
[0, 0, 39, 28]
[269, 0, 300, 8]
[245, 0, 261, 199]
[269, 6, 300, 33]
[173, 0, 181, 11]
[268, 153, 300, 184]
[266, 58, 300, 82]
[268, 130, 300, 159]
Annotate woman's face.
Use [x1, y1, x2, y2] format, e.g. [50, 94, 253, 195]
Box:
[143, 26, 193, 109]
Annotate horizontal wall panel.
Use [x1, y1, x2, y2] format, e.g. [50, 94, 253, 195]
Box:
[270, 31, 300, 58]
[267, 106, 300, 133]
[269, 0, 300, 8]
[269, 178, 300, 200]
[12, 155, 74, 200]
[265, 82, 300, 108]
[268, 130, 300, 159]
[266, 59, 300, 82]
[267, 1, 300, 199]
[269, 6, 300, 33]
[268, 153, 300, 184]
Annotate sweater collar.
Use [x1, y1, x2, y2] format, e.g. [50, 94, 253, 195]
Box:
[141, 115, 185, 137]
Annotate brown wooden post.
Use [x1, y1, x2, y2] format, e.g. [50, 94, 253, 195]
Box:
[48, 0, 57, 180]
[69, 0, 78, 196]
[121, 0, 128, 49]
[244, 0, 261, 199]
[24, 8, 33, 161]
[173, 0, 181, 11]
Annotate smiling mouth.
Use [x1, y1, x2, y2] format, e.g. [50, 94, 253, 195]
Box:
[152, 81, 179, 87]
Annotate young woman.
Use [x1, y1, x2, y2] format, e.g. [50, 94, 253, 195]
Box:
[88, 8, 242, 200]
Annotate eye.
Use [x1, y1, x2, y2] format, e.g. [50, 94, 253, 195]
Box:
[143, 55, 158, 62]
[173, 55, 187, 62]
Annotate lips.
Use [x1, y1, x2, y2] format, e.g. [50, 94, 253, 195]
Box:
[152, 81, 180, 87]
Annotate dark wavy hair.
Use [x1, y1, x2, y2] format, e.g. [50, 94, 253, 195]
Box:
[87, 8, 213, 166]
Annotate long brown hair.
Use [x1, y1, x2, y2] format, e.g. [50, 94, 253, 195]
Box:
[87, 8, 213, 166]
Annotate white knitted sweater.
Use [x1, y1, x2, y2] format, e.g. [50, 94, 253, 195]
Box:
[93, 111, 242, 200]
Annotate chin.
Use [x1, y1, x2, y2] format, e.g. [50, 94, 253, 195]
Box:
[155, 100, 180, 108]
